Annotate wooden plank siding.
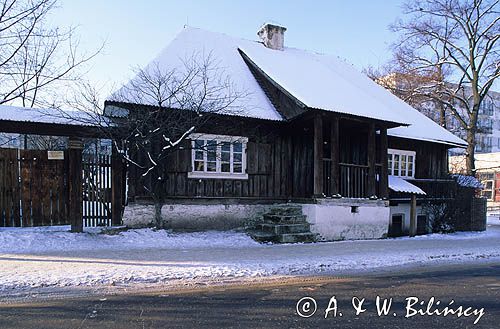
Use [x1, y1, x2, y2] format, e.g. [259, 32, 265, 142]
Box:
[128, 134, 300, 200]
[127, 114, 391, 202]
[388, 136, 449, 179]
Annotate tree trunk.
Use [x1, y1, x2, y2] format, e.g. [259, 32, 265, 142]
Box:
[154, 202, 164, 228]
[465, 129, 476, 176]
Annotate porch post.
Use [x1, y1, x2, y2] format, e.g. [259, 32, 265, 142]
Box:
[111, 148, 125, 226]
[313, 114, 323, 197]
[330, 117, 339, 196]
[68, 137, 83, 233]
[409, 194, 417, 237]
[379, 126, 389, 199]
[367, 122, 376, 198]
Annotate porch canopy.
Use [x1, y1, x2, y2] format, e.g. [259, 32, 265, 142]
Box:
[0, 104, 108, 138]
[388, 175, 426, 195]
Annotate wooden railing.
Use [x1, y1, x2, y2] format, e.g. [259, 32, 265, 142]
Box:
[339, 163, 368, 198]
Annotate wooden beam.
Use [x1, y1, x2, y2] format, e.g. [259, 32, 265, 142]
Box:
[330, 117, 339, 196]
[367, 122, 376, 197]
[409, 194, 417, 237]
[68, 137, 83, 233]
[313, 115, 323, 197]
[379, 126, 389, 199]
[111, 149, 125, 226]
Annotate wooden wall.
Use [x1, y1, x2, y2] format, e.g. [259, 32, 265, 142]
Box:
[388, 136, 449, 179]
[127, 117, 314, 201]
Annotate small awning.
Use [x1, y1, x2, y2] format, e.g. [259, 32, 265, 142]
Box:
[388, 176, 426, 195]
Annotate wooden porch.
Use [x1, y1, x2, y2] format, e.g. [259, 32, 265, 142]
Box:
[312, 113, 389, 199]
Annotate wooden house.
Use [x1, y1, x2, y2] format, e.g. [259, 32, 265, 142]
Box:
[105, 24, 467, 241]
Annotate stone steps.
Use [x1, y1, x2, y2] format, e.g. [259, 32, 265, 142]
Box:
[257, 223, 311, 234]
[277, 232, 316, 243]
[248, 206, 316, 244]
[262, 214, 308, 224]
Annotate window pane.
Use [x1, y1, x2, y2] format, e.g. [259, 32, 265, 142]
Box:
[400, 155, 407, 175]
[233, 142, 242, 153]
[408, 162, 413, 177]
[195, 150, 204, 160]
[207, 141, 216, 161]
[221, 152, 230, 162]
[221, 163, 230, 172]
[207, 161, 216, 172]
[221, 142, 230, 152]
[194, 140, 204, 149]
[393, 154, 400, 176]
[194, 161, 204, 171]
[233, 152, 242, 163]
[233, 163, 242, 173]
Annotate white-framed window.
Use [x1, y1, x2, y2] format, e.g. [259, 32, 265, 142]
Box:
[388, 149, 416, 178]
[188, 133, 248, 179]
[478, 172, 495, 200]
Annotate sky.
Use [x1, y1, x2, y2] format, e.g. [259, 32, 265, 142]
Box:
[51, 0, 406, 96]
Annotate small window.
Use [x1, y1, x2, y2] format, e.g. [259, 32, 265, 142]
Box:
[417, 215, 428, 235]
[388, 149, 416, 178]
[481, 180, 494, 200]
[189, 134, 248, 179]
[390, 214, 404, 237]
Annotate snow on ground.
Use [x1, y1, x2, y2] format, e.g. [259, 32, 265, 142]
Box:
[0, 226, 258, 254]
[0, 223, 499, 299]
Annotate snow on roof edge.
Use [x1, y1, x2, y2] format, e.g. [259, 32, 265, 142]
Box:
[388, 130, 467, 148]
[389, 176, 427, 195]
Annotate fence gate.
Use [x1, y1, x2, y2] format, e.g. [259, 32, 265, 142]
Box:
[0, 148, 69, 227]
[82, 154, 113, 227]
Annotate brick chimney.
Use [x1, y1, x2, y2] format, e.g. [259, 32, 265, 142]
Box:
[257, 23, 286, 50]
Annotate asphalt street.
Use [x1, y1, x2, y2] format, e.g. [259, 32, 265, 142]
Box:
[0, 261, 499, 328]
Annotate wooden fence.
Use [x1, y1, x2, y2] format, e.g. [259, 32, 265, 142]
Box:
[0, 148, 69, 226]
[0, 148, 124, 228]
[82, 154, 113, 227]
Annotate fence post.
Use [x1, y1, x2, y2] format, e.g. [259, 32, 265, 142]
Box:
[111, 150, 124, 226]
[68, 137, 83, 233]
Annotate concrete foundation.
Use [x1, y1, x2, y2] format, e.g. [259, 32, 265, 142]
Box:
[389, 203, 426, 234]
[122, 202, 272, 230]
[123, 198, 392, 240]
[302, 199, 390, 241]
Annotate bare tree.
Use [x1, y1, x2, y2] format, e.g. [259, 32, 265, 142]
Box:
[0, 0, 102, 108]
[66, 53, 244, 228]
[387, 0, 499, 175]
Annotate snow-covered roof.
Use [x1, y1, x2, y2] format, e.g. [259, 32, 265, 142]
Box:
[388, 175, 426, 195]
[107, 27, 281, 121]
[387, 111, 466, 147]
[451, 174, 483, 189]
[109, 26, 466, 147]
[0, 105, 101, 127]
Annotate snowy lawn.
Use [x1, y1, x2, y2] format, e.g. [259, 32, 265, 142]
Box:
[0, 220, 499, 298]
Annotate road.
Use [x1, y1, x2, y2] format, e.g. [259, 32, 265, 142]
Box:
[0, 262, 499, 328]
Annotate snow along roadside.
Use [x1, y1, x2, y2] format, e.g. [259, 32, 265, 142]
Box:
[0, 221, 499, 298]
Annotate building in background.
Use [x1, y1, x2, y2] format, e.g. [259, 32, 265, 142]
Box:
[377, 73, 500, 154]
[450, 152, 500, 209]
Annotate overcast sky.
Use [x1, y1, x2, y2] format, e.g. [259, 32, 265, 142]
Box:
[52, 0, 405, 95]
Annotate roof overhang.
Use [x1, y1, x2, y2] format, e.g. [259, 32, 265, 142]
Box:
[389, 176, 426, 195]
